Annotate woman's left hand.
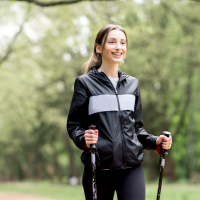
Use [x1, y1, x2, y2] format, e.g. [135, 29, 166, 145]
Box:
[156, 135, 172, 150]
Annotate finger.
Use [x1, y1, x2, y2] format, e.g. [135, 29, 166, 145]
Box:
[162, 141, 172, 145]
[158, 135, 164, 141]
[85, 130, 95, 134]
[166, 136, 172, 141]
[160, 135, 168, 140]
[84, 137, 98, 142]
[84, 132, 97, 136]
[162, 145, 171, 150]
[162, 143, 171, 147]
[85, 140, 98, 145]
[162, 136, 171, 142]
[85, 137, 98, 142]
[162, 145, 171, 149]
[158, 135, 167, 144]
[164, 135, 171, 140]
[84, 133, 98, 139]
[162, 144, 171, 148]
[85, 139, 97, 143]
[89, 129, 98, 133]
[84, 133, 98, 138]
[162, 143, 172, 147]
[85, 130, 99, 136]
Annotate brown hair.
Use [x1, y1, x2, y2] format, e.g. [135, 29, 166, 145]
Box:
[82, 24, 128, 73]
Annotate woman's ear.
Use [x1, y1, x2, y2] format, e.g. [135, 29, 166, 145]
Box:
[96, 43, 102, 54]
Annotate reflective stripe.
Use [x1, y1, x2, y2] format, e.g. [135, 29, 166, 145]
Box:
[89, 94, 135, 115]
[89, 95, 118, 115]
[118, 94, 135, 112]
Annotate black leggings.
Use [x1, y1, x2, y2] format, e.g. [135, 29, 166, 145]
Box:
[82, 164, 145, 200]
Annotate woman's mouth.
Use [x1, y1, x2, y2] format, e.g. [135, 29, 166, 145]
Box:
[112, 53, 122, 57]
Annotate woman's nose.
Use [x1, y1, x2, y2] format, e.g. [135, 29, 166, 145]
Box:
[115, 42, 122, 49]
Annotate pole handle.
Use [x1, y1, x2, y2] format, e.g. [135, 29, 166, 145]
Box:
[88, 125, 97, 150]
[162, 131, 171, 156]
[163, 131, 171, 138]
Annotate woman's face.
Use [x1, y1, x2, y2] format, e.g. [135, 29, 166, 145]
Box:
[97, 29, 127, 64]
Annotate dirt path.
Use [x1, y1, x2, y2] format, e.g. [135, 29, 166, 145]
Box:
[0, 192, 55, 200]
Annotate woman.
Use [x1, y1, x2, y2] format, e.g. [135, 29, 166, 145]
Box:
[67, 24, 172, 200]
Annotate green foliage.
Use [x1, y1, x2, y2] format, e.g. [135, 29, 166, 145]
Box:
[0, 0, 200, 182]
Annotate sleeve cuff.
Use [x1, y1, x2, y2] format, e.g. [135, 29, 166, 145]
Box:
[156, 144, 162, 154]
[82, 138, 90, 153]
[152, 135, 159, 149]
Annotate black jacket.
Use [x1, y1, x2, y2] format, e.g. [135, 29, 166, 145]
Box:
[67, 65, 158, 169]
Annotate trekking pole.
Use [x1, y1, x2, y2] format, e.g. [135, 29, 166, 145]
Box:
[156, 131, 171, 200]
[88, 125, 97, 200]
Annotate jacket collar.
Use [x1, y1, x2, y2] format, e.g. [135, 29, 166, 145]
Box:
[87, 65, 128, 91]
[89, 65, 128, 82]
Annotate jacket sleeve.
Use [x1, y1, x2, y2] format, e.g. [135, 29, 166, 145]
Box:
[67, 77, 89, 151]
[134, 80, 158, 150]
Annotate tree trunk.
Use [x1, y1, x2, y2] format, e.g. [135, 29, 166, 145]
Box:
[164, 152, 177, 181]
[51, 144, 64, 183]
[64, 133, 79, 178]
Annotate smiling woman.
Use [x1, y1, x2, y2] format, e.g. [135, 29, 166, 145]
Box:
[82, 24, 128, 75]
[96, 29, 127, 76]
[67, 24, 172, 200]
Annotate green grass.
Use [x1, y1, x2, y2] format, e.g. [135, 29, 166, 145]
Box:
[0, 181, 199, 200]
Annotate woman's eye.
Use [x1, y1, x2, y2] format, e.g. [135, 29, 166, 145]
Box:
[109, 41, 126, 45]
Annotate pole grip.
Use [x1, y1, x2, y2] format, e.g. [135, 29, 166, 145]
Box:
[88, 125, 97, 150]
[162, 131, 171, 156]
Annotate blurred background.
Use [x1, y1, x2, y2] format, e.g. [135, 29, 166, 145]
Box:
[0, 0, 200, 199]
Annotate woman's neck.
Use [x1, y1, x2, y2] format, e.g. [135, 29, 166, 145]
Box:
[98, 61, 119, 78]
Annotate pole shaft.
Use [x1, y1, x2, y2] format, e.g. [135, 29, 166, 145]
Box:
[91, 152, 97, 200]
[89, 125, 97, 200]
[156, 164, 164, 200]
[156, 131, 171, 200]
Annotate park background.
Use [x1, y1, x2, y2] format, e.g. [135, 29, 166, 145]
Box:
[0, 0, 200, 199]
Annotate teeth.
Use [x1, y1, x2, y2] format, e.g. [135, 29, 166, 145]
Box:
[113, 53, 121, 56]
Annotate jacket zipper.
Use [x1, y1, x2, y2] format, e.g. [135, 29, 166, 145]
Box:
[114, 87, 126, 169]
[101, 72, 125, 168]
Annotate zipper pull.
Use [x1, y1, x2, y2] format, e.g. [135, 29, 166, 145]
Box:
[115, 88, 118, 94]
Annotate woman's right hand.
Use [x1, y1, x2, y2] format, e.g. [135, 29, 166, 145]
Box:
[84, 129, 99, 148]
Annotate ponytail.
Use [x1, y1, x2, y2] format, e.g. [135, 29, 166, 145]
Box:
[82, 51, 102, 73]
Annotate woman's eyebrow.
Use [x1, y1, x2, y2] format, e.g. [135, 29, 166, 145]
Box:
[108, 38, 126, 41]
